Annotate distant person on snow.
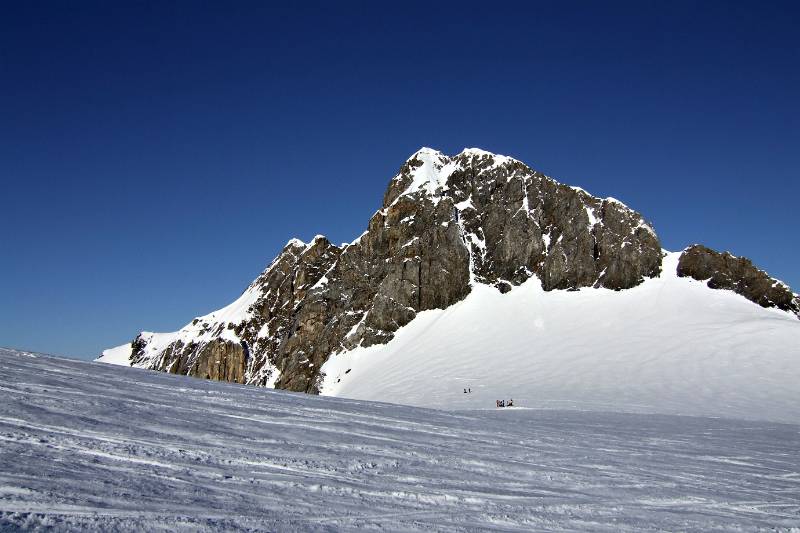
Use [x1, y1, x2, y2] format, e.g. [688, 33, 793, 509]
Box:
[499, 400, 505, 408]
[464, 388, 467, 394]
[508, 399, 513, 407]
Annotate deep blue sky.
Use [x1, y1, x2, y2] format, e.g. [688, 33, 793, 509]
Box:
[2, 1, 798, 359]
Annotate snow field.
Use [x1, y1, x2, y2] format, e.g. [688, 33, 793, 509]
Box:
[322, 253, 800, 424]
[2, 348, 800, 531]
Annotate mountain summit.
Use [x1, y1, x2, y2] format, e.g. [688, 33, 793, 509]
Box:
[100, 148, 800, 412]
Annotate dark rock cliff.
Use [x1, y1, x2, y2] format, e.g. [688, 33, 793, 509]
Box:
[677, 244, 800, 317]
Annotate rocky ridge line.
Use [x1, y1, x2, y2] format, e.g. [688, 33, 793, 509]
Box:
[677, 244, 800, 316]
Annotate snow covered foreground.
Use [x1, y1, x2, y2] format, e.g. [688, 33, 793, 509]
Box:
[323, 253, 800, 424]
[2, 348, 800, 532]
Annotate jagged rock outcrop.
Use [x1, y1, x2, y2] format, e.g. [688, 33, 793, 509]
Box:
[128, 236, 342, 388]
[677, 244, 800, 317]
[270, 148, 662, 392]
[104, 147, 797, 392]
[163, 339, 248, 383]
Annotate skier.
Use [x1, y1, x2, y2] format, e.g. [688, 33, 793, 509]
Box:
[508, 398, 513, 407]
[464, 388, 467, 394]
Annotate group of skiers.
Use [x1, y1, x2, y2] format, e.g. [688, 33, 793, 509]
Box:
[464, 387, 514, 407]
[462, 388, 514, 408]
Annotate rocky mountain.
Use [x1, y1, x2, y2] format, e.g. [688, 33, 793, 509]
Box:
[99, 148, 800, 395]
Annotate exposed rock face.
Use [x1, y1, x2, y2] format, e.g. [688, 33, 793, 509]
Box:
[128, 236, 342, 388]
[677, 245, 800, 318]
[164, 339, 248, 383]
[420, 150, 663, 291]
[107, 147, 797, 392]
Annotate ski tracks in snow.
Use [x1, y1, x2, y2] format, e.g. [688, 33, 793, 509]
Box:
[1, 348, 799, 531]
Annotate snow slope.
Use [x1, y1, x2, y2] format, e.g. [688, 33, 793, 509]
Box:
[1, 347, 799, 531]
[96, 342, 131, 365]
[97, 277, 267, 367]
[322, 252, 800, 424]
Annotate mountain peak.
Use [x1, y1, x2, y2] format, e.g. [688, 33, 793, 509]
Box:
[388, 147, 525, 208]
[408, 146, 444, 158]
[459, 147, 494, 156]
[101, 147, 799, 399]
[456, 147, 516, 163]
[285, 238, 306, 249]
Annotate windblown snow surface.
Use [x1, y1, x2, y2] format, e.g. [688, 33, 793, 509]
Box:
[322, 252, 800, 424]
[2, 348, 800, 531]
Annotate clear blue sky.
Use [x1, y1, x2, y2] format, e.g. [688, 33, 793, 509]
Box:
[2, 1, 798, 360]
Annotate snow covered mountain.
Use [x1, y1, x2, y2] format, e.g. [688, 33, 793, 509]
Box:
[99, 148, 800, 420]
